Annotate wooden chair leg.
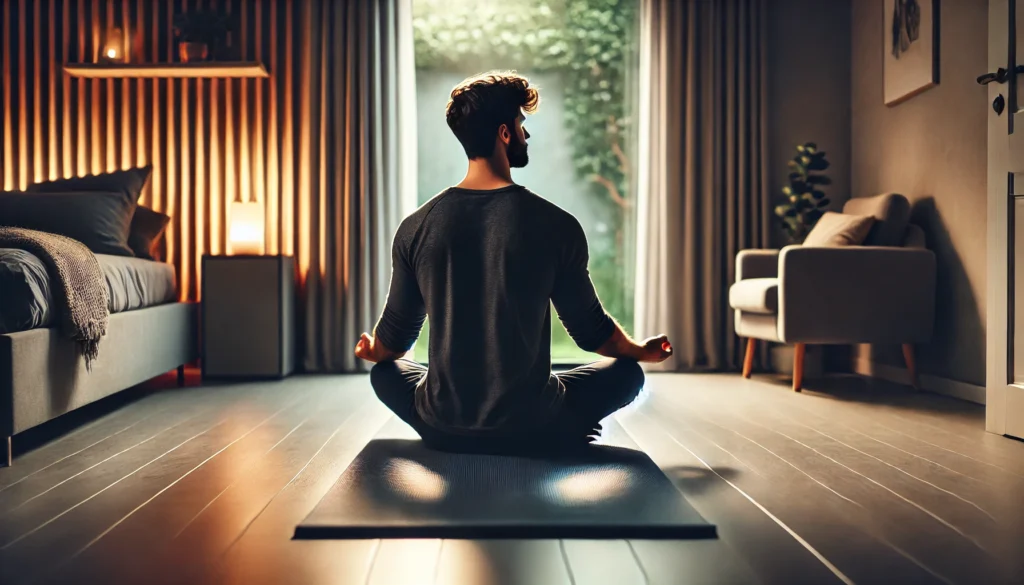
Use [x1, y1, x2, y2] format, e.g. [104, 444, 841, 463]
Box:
[902, 344, 919, 389]
[3, 436, 11, 468]
[177, 365, 186, 387]
[742, 338, 756, 379]
[792, 343, 805, 392]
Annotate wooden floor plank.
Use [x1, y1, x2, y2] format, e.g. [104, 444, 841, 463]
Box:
[434, 540, 572, 585]
[366, 539, 444, 585]
[191, 384, 392, 585]
[628, 540, 760, 585]
[33, 382, 347, 585]
[0, 382, 283, 553]
[560, 540, 647, 585]
[646, 381, 1014, 584]
[678, 377, 1024, 551]
[598, 415, 763, 585]
[0, 387, 183, 488]
[2, 372, 1022, 584]
[742, 376, 1024, 491]
[636, 393, 955, 585]
[745, 405, 1002, 540]
[593, 415, 758, 585]
[760, 375, 1024, 475]
[0, 383, 300, 584]
[218, 539, 380, 585]
[109, 381, 383, 585]
[613, 407, 845, 585]
[672, 387, 1003, 530]
[0, 384, 254, 515]
[756, 393, 1015, 500]
[676, 374, 1024, 495]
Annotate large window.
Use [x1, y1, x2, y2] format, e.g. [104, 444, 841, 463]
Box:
[411, 0, 639, 364]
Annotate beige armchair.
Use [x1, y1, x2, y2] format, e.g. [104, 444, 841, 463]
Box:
[729, 193, 936, 391]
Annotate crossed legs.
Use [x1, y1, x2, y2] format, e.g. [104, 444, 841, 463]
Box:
[370, 358, 645, 452]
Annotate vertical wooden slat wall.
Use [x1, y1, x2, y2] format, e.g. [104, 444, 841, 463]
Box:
[0, 0, 306, 302]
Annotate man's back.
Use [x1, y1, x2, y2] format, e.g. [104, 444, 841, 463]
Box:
[376, 185, 614, 436]
[360, 71, 669, 451]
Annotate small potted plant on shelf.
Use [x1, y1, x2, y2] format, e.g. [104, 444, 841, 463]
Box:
[173, 11, 228, 63]
[770, 142, 832, 377]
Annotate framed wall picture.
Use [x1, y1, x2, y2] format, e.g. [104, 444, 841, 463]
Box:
[884, 0, 940, 106]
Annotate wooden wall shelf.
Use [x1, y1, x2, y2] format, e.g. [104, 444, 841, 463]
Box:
[63, 62, 269, 79]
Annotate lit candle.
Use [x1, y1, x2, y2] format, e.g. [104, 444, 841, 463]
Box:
[103, 27, 124, 63]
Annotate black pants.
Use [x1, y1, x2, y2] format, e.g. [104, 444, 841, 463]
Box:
[369, 358, 645, 454]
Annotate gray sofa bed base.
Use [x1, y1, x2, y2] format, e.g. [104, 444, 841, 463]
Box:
[0, 302, 198, 466]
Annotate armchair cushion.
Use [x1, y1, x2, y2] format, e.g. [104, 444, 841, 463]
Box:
[777, 245, 936, 344]
[729, 278, 778, 314]
[803, 212, 875, 247]
[842, 193, 911, 247]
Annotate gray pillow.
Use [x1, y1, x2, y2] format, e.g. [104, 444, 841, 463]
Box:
[27, 167, 159, 258]
[128, 205, 171, 260]
[0, 191, 136, 256]
[27, 166, 152, 203]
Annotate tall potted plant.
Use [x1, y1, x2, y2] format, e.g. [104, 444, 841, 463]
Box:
[770, 142, 832, 377]
[775, 142, 831, 244]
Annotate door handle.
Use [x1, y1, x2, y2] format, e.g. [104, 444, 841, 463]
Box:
[978, 68, 1009, 85]
[978, 66, 1024, 85]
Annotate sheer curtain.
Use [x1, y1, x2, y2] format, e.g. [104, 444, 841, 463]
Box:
[300, 0, 417, 372]
[633, 0, 770, 372]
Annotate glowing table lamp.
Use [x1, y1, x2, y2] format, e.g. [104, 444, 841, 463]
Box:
[229, 200, 265, 255]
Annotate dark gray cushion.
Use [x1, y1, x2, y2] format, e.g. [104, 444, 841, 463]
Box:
[127, 206, 171, 260]
[26, 166, 152, 203]
[0, 191, 136, 256]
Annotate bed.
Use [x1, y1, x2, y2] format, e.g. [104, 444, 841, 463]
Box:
[0, 249, 179, 332]
[0, 167, 199, 467]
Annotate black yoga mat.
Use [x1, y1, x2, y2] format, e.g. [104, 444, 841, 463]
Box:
[295, 439, 716, 539]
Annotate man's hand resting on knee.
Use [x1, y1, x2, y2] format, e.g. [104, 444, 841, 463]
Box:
[595, 324, 673, 363]
[354, 332, 406, 363]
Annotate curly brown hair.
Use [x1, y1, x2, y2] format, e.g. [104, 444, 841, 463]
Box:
[445, 71, 540, 159]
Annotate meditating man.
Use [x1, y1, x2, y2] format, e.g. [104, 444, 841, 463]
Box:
[354, 71, 673, 452]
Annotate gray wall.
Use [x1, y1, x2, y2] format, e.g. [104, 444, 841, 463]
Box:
[850, 0, 988, 386]
[767, 0, 852, 247]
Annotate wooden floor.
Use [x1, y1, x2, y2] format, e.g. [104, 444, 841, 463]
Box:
[2, 371, 1023, 585]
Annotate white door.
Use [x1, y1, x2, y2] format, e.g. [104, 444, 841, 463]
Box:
[986, 0, 1024, 438]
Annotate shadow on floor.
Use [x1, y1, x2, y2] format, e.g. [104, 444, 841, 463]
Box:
[752, 372, 986, 422]
[662, 465, 739, 494]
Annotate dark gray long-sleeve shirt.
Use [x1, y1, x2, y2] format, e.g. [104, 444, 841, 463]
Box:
[373, 185, 614, 436]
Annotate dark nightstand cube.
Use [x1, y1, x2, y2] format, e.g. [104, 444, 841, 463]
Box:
[201, 255, 295, 379]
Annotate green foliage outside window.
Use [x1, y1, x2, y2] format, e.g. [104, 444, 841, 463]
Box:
[413, 0, 638, 362]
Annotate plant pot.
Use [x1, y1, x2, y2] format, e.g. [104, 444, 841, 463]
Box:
[770, 343, 824, 378]
[179, 42, 209, 63]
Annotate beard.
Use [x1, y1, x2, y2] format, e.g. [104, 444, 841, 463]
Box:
[506, 134, 529, 168]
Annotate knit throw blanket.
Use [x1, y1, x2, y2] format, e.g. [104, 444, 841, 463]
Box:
[0, 227, 109, 368]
